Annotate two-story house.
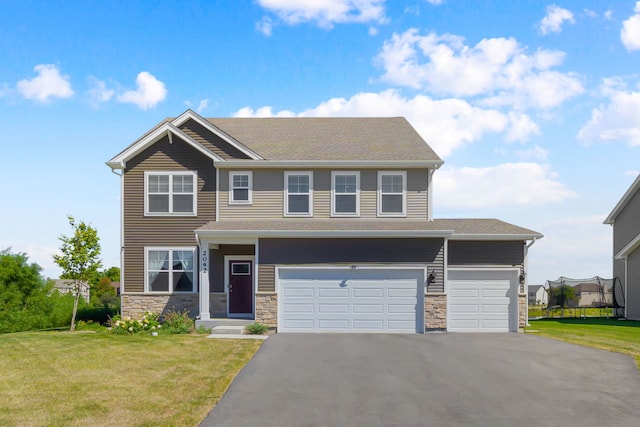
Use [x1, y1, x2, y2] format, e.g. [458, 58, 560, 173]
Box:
[107, 110, 542, 333]
[604, 174, 640, 320]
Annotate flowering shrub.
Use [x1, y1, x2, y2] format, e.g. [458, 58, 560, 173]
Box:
[109, 311, 160, 335]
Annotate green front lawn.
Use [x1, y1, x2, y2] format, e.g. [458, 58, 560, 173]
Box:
[0, 331, 261, 426]
[527, 318, 640, 368]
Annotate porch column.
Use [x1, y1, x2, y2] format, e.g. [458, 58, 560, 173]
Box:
[199, 241, 210, 320]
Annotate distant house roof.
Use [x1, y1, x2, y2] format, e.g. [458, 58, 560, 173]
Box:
[196, 218, 542, 240]
[52, 279, 88, 289]
[528, 285, 544, 293]
[604, 174, 640, 224]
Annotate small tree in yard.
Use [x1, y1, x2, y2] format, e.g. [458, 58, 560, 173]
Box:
[53, 216, 102, 332]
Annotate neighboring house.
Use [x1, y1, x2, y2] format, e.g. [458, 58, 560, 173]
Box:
[110, 281, 121, 296]
[528, 285, 547, 305]
[604, 174, 640, 320]
[52, 279, 90, 303]
[107, 110, 542, 333]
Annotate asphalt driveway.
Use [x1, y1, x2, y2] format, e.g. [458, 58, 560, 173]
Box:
[201, 333, 640, 427]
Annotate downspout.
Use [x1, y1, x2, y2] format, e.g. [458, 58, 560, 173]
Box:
[427, 169, 434, 222]
[110, 167, 125, 298]
[524, 238, 538, 327]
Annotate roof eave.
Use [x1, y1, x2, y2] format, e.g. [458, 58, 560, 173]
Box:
[449, 233, 543, 241]
[195, 229, 454, 239]
[214, 160, 445, 169]
[604, 174, 640, 224]
[614, 232, 640, 259]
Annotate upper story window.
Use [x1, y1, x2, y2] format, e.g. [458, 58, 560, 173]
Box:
[378, 171, 406, 217]
[146, 248, 196, 293]
[284, 171, 313, 216]
[331, 171, 360, 217]
[145, 171, 197, 216]
[229, 171, 252, 204]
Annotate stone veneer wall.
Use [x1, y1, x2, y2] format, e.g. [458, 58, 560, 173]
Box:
[121, 294, 199, 319]
[519, 294, 527, 330]
[425, 293, 447, 330]
[255, 293, 277, 327]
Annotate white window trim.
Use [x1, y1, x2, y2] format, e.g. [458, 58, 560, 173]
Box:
[377, 171, 407, 217]
[229, 171, 253, 205]
[284, 171, 313, 217]
[144, 247, 198, 293]
[144, 171, 198, 216]
[331, 171, 360, 217]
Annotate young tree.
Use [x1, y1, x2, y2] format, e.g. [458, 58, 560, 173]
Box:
[53, 216, 102, 331]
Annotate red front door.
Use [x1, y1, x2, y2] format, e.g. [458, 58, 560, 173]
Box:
[228, 260, 253, 314]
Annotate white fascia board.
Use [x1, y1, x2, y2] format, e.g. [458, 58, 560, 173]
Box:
[196, 229, 453, 239]
[215, 160, 444, 169]
[614, 232, 640, 259]
[449, 234, 543, 241]
[604, 174, 640, 224]
[171, 109, 263, 160]
[108, 122, 222, 169]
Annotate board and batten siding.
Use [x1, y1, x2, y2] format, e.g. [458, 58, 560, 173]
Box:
[257, 237, 445, 293]
[123, 135, 216, 293]
[218, 169, 429, 220]
[448, 241, 524, 267]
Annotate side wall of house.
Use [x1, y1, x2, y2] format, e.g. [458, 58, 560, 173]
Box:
[122, 135, 215, 296]
[612, 189, 640, 318]
[218, 169, 429, 220]
[627, 249, 640, 320]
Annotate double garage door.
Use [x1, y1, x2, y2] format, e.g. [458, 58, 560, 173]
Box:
[447, 269, 518, 332]
[278, 268, 424, 333]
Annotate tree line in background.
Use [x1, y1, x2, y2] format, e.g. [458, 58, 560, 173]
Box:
[0, 216, 119, 334]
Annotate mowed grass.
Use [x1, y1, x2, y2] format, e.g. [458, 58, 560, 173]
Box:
[0, 331, 261, 426]
[527, 318, 640, 368]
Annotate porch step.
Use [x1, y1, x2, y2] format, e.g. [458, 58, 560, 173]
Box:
[211, 325, 246, 335]
[196, 318, 254, 330]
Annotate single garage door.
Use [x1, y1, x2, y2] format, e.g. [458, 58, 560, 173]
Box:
[278, 268, 424, 333]
[447, 269, 518, 332]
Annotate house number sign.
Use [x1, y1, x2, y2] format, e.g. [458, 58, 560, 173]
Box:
[201, 250, 208, 273]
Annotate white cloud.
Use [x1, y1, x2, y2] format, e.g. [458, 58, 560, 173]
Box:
[375, 29, 583, 109]
[515, 145, 549, 161]
[87, 77, 114, 106]
[256, 16, 273, 36]
[583, 9, 597, 18]
[368, 26, 379, 36]
[196, 99, 209, 113]
[539, 4, 575, 35]
[604, 10, 613, 21]
[256, 0, 387, 29]
[233, 89, 540, 157]
[528, 215, 612, 284]
[424, 0, 443, 5]
[625, 169, 639, 177]
[16, 64, 74, 102]
[621, 1, 640, 51]
[577, 85, 640, 146]
[434, 162, 576, 209]
[117, 71, 167, 110]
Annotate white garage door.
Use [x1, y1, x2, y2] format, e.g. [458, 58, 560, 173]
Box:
[278, 268, 424, 333]
[448, 269, 518, 332]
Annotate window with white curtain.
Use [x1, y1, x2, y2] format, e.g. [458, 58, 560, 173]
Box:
[146, 248, 196, 292]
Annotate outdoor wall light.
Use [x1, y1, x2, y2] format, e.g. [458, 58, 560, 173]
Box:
[519, 272, 526, 284]
[427, 270, 437, 284]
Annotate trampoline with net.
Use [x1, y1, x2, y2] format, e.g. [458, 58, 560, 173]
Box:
[541, 276, 625, 318]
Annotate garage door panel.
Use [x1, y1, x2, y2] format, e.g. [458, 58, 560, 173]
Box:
[318, 288, 349, 298]
[279, 268, 423, 333]
[352, 304, 384, 313]
[448, 270, 517, 333]
[318, 304, 349, 313]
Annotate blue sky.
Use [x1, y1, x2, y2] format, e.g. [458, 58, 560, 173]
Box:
[1, 0, 639, 286]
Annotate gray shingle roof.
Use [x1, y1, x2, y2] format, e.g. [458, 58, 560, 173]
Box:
[206, 117, 442, 162]
[196, 218, 541, 239]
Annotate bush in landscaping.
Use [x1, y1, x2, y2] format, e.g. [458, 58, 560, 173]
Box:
[245, 322, 269, 335]
[161, 310, 194, 334]
[109, 311, 160, 335]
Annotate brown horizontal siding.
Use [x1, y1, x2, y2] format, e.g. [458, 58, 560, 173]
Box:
[218, 169, 430, 220]
[123, 135, 216, 293]
[179, 119, 251, 160]
[258, 264, 275, 292]
[448, 241, 524, 266]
